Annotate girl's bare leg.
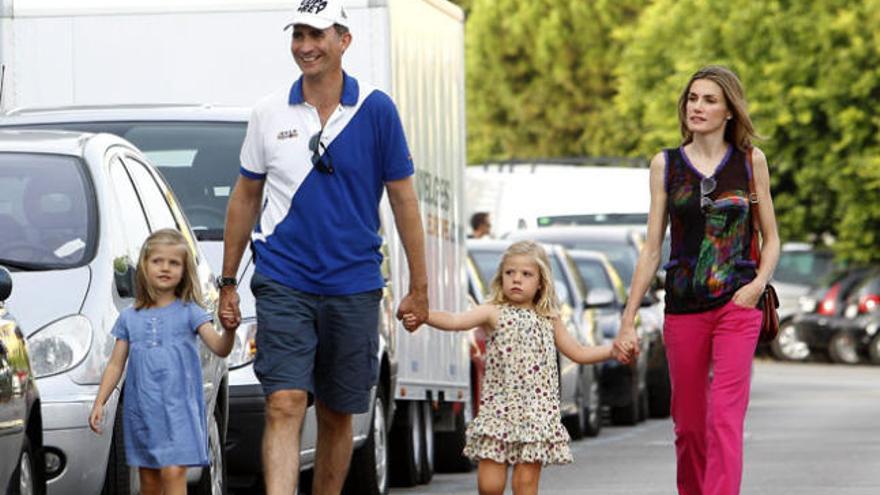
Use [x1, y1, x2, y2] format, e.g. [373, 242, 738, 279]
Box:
[139, 467, 162, 495]
[478, 459, 508, 495]
[511, 462, 542, 495]
[160, 465, 188, 495]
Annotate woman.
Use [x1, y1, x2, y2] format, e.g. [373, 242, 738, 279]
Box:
[615, 65, 780, 495]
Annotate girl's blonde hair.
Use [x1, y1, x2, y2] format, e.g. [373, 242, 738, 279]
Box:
[677, 65, 760, 151]
[134, 228, 203, 309]
[487, 241, 559, 317]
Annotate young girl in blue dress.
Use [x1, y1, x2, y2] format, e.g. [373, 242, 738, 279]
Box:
[89, 228, 236, 495]
[405, 240, 633, 495]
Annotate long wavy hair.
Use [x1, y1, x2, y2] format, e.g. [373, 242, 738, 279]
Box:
[487, 241, 559, 317]
[678, 65, 760, 151]
[134, 228, 203, 309]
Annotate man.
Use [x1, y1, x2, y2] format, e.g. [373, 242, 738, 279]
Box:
[469, 211, 491, 239]
[218, 1, 429, 493]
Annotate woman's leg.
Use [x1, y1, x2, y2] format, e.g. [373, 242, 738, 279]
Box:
[159, 465, 188, 495]
[511, 462, 542, 495]
[138, 468, 162, 495]
[704, 301, 762, 495]
[477, 459, 508, 495]
[664, 311, 714, 495]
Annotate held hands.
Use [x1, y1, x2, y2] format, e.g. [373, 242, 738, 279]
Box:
[219, 287, 241, 331]
[397, 289, 428, 333]
[732, 280, 764, 309]
[89, 403, 105, 434]
[613, 321, 640, 365]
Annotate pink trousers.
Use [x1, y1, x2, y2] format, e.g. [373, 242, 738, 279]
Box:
[663, 300, 762, 495]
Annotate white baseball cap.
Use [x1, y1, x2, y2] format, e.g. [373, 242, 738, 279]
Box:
[285, 0, 350, 30]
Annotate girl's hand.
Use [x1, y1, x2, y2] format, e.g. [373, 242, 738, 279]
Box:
[402, 312, 419, 332]
[89, 403, 105, 434]
[612, 339, 635, 365]
[732, 281, 764, 309]
[614, 321, 640, 363]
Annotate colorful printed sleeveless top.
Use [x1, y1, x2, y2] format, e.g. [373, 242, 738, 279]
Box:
[663, 145, 757, 314]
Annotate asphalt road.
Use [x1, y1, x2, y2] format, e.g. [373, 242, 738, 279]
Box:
[393, 360, 880, 494]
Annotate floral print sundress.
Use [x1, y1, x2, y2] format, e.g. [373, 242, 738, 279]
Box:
[463, 304, 573, 465]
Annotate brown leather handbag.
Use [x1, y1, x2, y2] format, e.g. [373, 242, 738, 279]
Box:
[746, 149, 780, 343]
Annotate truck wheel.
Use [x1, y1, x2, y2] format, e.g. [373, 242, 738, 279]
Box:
[9, 436, 37, 495]
[344, 384, 389, 495]
[101, 401, 131, 495]
[192, 403, 227, 495]
[434, 407, 472, 473]
[389, 401, 423, 486]
[418, 402, 434, 484]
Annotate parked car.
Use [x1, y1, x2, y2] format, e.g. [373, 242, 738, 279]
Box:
[0, 130, 228, 494]
[791, 267, 876, 363]
[507, 226, 671, 420]
[0, 266, 45, 495]
[825, 269, 880, 364]
[772, 243, 837, 322]
[467, 239, 604, 438]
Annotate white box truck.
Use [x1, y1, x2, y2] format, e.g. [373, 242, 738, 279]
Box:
[0, 0, 470, 493]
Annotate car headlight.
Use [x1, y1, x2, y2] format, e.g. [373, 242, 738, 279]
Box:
[227, 319, 257, 369]
[27, 315, 93, 379]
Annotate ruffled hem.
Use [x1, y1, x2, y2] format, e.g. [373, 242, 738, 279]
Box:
[463, 434, 572, 466]
[467, 415, 571, 444]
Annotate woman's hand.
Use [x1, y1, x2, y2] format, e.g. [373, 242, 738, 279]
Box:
[732, 280, 765, 309]
[614, 320, 640, 365]
[89, 403, 105, 434]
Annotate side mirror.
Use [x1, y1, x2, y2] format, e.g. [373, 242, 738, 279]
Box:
[585, 288, 616, 309]
[114, 256, 137, 299]
[0, 266, 12, 301]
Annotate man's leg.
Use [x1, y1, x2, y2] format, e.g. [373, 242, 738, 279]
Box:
[263, 390, 309, 495]
[312, 400, 354, 495]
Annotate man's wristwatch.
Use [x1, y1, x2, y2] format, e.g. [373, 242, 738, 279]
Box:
[215, 276, 237, 289]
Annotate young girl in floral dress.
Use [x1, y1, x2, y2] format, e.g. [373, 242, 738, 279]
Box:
[405, 240, 632, 494]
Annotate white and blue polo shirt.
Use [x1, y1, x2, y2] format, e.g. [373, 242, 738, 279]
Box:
[240, 72, 414, 295]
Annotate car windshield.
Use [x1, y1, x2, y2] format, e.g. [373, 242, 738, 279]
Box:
[775, 249, 835, 286]
[574, 258, 613, 292]
[18, 122, 247, 241]
[0, 152, 95, 270]
[537, 213, 648, 226]
[566, 241, 637, 288]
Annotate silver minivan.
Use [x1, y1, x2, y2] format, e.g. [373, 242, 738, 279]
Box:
[0, 130, 228, 494]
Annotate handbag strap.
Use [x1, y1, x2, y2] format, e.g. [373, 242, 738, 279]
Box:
[746, 148, 762, 264]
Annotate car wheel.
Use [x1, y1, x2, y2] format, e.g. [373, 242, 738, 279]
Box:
[389, 401, 423, 487]
[9, 436, 37, 495]
[344, 384, 389, 495]
[563, 380, 586, 440]
[868, 334, 880, 365]
[828, 332, 861, 365]
[193, 404, 227, 495]
[770, 320, 810, 361]
[101, 401, 131, 495]
[584, 371, 602, 438]
[610, 382, 640, 426]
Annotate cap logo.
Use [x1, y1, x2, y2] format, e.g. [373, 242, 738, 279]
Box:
[298, 0, 328, 14]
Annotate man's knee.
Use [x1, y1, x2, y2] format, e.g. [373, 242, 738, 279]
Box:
[266, 389, 309, 423]
[316, 401, 353, 433]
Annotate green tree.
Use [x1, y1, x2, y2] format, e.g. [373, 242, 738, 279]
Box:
[601, 0, 880, 262]
[465, 0, 647, 163]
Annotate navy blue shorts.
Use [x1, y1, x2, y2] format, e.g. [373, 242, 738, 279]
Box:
[251, 271, 382, 414]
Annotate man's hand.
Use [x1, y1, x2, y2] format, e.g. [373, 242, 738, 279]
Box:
[219, 286, 241, 331]
[397, 289, 428, 332]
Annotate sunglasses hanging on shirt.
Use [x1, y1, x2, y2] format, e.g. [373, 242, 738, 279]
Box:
[308, 130, 335, 174]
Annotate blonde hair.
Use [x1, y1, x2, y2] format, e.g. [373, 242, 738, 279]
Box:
[487, 241, 559, 317]
[134, 228, 203, 309]
[677, 65, 760, 151]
